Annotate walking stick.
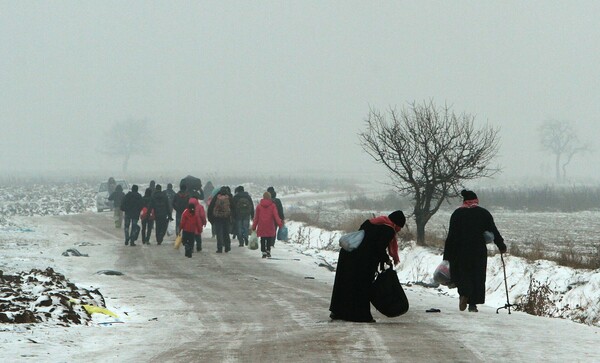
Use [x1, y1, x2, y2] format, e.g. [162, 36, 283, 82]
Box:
[496, 253, 518, 314]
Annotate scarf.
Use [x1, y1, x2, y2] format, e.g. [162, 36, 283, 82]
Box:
[369, 216, 402, 264]
[461, 199, 479, 208]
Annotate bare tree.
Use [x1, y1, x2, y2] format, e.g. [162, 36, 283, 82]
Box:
[359, 100, 500, 245]
[539, 120, 589, 182]
[103, 119, 152, 174]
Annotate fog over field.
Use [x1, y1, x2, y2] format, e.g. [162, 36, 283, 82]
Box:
[1, 2, 599, 183]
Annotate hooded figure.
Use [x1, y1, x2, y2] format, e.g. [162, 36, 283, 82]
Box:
[443, 190, 507, 312]
[329, 210, 406, 323]
[108, 184, 125, 228]
[187, 197, 207, 252]
[180, 202, 201, 258]
[252, 192, 283, 258]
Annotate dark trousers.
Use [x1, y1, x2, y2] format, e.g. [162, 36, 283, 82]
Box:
[155, 216, 168, 244]
[213, 219, 231, 252]
[260, 237, 274, 253]
[124, 215, 140, 243]
[194, 234, 202, 251]
[142, 219, 154, 243]
[182, 231, 195, 257]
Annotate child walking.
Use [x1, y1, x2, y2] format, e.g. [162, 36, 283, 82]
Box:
[179, 203, 201, 258]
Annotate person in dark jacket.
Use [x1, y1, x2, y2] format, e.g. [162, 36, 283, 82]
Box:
[203, 181, 214, 204]
[149, 180, 156, 195]
[165, 183, 177, 236]
[207, 186, 234, 253]
[329, 210, 406, 323]
[120, 184, 143, 246]
[233, 186, 255, 247]
[267, 186, 284, 248]
[107, 177, 117, 196]
[151, 184, 172, 245]
[108, 184, 125, 228]
[172, 184, 190, 236]
[141, 188, 154, 244]
[443, 190, 507, 312]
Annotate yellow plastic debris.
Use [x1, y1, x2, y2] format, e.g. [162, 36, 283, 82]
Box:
[82, 305, 119, 318]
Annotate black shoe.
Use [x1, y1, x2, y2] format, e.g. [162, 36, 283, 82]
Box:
[196, 248, 202, 252]
[468, 305, 478, 312]
[239, 244, 244, 247]
[266, 251, 271, 258]
[130, 243, 136, 246]
[225, 248, 230, 253]
[216, 250, 222, 253]
[262, 253, 267, 258]
[125, 240, 129, 246]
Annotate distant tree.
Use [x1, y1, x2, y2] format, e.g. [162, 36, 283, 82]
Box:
[359, 101, 500, 245]
[539, 120, 589, 182]
[103, 119, 152, 173]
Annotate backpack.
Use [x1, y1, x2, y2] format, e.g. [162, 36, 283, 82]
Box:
[140, 207, 155, 221]
[235, 197, 252, 217]
[213, 194, 231, 218]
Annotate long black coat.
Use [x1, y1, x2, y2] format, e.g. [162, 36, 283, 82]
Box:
[329, 220, 394, 322]
[443, 206, 504, 304]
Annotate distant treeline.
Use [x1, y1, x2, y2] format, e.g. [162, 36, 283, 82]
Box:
[345, 185, 600, 213]
[480, 185, 600, 212]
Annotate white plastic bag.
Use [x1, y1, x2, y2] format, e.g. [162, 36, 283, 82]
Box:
[249, 231, 259, 250]
[339, 230, 365, 252]
[483, 231, 494, 244]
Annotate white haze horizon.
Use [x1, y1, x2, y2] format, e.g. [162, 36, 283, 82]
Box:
[2, 2, 600, 184]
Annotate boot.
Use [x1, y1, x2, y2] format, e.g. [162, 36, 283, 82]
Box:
[459, 296, 468, 311]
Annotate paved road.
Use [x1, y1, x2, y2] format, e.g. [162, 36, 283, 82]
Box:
[60, 213, 480, 363]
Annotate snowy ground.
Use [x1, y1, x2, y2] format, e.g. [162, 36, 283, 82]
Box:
[1, 184, 600, 362]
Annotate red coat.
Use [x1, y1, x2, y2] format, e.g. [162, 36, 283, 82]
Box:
[188, 197, 207, 234]
[179, 209, 201, 234]
[252, 199, 283, 237]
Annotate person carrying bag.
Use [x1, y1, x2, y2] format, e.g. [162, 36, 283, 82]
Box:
[329, 210, 407, 323]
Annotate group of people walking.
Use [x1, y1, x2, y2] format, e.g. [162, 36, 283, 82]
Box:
[113, 181, 180, 247]
[107, 178, 286, 260]
[204, 185, 285, 258]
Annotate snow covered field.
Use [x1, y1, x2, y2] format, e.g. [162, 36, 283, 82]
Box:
[1, 182, 599, 362]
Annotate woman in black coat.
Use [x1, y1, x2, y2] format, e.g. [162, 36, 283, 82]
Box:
[443, 190, 507, 312]
[329, 210, 406, 323]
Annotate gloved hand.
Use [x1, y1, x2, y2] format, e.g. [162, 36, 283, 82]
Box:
[498, 241, 507, 254]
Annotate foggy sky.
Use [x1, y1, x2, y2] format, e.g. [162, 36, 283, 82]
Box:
[1, 1, 599, 183]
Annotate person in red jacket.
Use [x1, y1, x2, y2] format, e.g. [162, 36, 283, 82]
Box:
[179, 203, 201, 258]
[252, 192, 283, 258]
[188, 197, 207, 252]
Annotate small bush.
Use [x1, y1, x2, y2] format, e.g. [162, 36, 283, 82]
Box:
[516, 276, 553, 316]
